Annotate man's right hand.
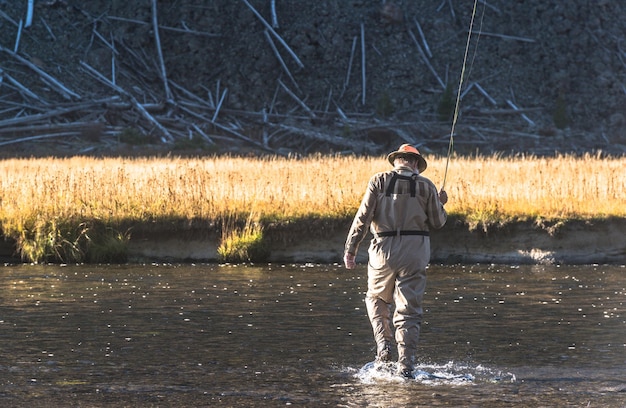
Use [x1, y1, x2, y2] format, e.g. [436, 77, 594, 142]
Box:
[439, 189, 448, 205]
[343, 252, 356, 269]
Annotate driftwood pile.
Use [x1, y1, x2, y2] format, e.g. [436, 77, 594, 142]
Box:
[0, 0, 552, 156]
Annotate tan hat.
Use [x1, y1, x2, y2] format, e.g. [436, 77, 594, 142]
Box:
[386, 144, 427, 173]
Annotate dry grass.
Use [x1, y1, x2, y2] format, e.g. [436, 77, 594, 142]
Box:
[0, 153, 624, 240]
[441, 153, 625, 230]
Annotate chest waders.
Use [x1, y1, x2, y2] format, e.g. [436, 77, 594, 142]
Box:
[375, 172, 429, 238]
[369, 172, 429, 374]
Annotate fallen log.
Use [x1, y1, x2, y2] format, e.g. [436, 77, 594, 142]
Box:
[0, 121, 107, 136]
[0, 45, 81, 100]
[0, 100, 115, 128]
[106, 15, 220, 37]
[472, 107, 543, 116]
[151, 0, 172, 101]
[471, 31, 536, 43]
[0, 68, 46, 103]
[242, 0, 304, 69]
[271, 123, 378, 152]
[80, 61, 175, 141]
[278, 80, 316, 119]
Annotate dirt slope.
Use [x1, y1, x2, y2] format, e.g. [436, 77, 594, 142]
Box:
[122, 218, 626, 265]
[1, 1, 625, 157]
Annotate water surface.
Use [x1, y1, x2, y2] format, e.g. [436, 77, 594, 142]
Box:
[0, 263, 624, 407]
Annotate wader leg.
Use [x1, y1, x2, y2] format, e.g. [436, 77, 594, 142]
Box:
[396, 327, 419, 374]
[394, 268, 426, 374]
[365, 295, 393, 362]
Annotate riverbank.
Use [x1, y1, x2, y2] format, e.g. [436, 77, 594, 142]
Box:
[2, 218, 624, 266]
[76, 218, 625, 265]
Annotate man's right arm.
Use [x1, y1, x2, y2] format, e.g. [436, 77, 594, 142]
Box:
[427, 184, 447, 229]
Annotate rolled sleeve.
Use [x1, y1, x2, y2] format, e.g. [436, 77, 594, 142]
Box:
[344, 175, 379, 255]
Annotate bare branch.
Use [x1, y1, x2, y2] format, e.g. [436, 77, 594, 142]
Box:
[107, 16, 221, 37]
[460, 82, 475, 99]
[174, 101, 274, 152]
[0, 45, 81, 100]
[506, 100, 536, 126]
[242, 0, 304, 69]
[474, 82, 497, 106]
[341, 36, 357, 97]
[39, 17, 57, 40]
[212, 88, 228, 123]
[0, 100, 117, 128]
[0, 68, 45, 102]
[169, 80, 214, 109]
[92, 28, 118, 55]
[0, 132, 79, 147]
[361, 22, 366, 105]
[271, 123, 378, 152]
[15, 19, 23, 52]
[473, 107, 543, 116]
[80, 61, 174, 141]
[270, 0, 278, 28]
[413, 18, 432, 58]
[0, 121, 107, 136]
[0, 10, 19, 27]
[25, 0, 34, 28]
[478, 0, 502, 16]
[472, 31, 536, 43]
[408, 29, 445, 89]
[278, 79, 316, 119]
[264, 29, 300, 92]
[151, 0, 172, 101]
[477, 127, 541, 139]
[447, 0, 455, 20]
[190, 123, 215, 145]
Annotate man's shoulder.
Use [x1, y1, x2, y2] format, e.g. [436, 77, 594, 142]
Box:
[367, 170, 394, 190]
[370, 170, 394, 180]
[416, 174, 437, 189]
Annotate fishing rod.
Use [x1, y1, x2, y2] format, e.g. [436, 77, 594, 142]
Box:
[441, 0, 481, 191]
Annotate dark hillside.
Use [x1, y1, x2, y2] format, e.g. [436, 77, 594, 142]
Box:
[1, 1, 625, 157]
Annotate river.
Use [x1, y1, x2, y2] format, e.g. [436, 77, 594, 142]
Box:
[0, 263, 624, 407]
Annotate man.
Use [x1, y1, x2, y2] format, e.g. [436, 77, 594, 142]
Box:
[343, 144, 448, 378]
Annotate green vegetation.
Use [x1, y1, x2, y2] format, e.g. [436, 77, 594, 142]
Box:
[119, 127, 151, 145]
[14, 218, 129, 263]
[217, 213, 269, 263]
[437, 83, 455, 123]
[553, 93, 569, 129]
[172, 133, 216, 151]
[376, 91, 395, 118]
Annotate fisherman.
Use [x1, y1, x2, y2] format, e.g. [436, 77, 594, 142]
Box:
[343, 144, 448, 378]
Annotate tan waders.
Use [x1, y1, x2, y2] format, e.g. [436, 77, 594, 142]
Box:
[366, 232, 429, 373]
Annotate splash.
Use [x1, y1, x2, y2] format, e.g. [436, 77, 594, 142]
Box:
[354, 360, 516, 385]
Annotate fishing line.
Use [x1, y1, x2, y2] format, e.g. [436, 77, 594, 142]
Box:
[441, 0, 483, 191]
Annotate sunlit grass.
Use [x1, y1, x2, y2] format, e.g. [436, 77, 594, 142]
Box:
[217, 211, 268, 263]
[0, 153, 623, 262]
[442, 153, 625, 229]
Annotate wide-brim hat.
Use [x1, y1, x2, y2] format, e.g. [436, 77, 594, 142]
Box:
[387, 144, 427, 173]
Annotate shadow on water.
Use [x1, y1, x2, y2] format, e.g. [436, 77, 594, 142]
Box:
[0, 263, 624, 407]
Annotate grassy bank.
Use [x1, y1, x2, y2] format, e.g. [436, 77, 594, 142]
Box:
[0, 154, 624, 263]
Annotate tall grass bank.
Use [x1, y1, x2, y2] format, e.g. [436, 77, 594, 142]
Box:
[0, 154, 624, 264]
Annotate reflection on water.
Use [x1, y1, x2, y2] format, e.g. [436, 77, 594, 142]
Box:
[0, 263, 624, 407]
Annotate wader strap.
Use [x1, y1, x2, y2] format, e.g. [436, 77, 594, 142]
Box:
[385, 173, 416, 197]
[375, 230, 430, 238]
